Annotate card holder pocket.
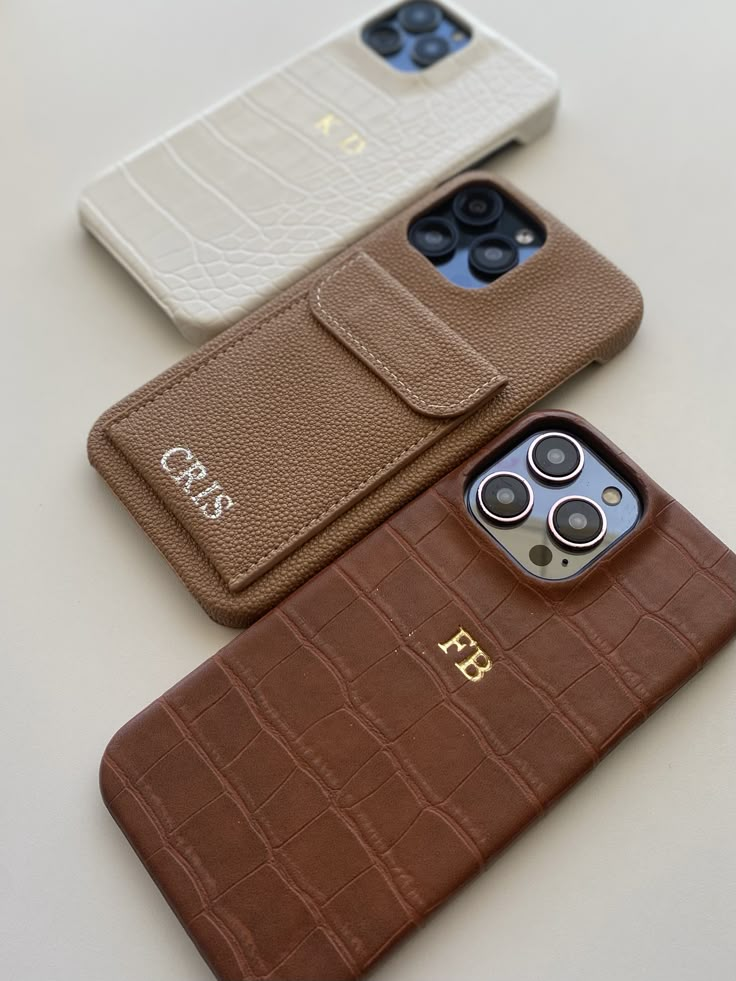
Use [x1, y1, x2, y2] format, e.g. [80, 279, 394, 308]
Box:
[105, 252, 506, 592]
[310, 251, 504, 417]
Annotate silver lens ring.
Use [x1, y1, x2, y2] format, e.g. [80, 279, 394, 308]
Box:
[477, 471, 534, 524]
[528, 431, 585, 483]
[548, 495, 607, 550]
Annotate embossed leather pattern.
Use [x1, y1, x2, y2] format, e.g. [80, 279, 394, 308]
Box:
[88, 174, 643, 627]
[101, 411, 736, 981]
[79, 8, 558, 341]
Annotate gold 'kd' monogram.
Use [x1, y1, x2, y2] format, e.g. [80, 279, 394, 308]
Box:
[438, 628, 493, 683]
[314, 113, 367, 155]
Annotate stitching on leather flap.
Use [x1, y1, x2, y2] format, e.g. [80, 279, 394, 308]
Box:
[311, 252, 505, 417]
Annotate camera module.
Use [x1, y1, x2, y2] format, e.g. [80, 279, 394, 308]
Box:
[548, 496, 607, 550]
[452, 186, 503, 229]
[469, 234, 518, 279]
[408, 216, 458, 262]
[528, 432, 584, 483]
[398, 1, 443, 33]
[364, 23, 403, 56]
[477, 471, 533, 524]
[411, 35, 450, 66]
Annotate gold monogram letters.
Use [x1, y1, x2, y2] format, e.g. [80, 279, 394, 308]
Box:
[314, 113, 367, 155]
[438, 628, 493, 683]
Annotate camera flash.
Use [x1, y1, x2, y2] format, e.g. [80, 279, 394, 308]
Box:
[529, 544, 553, 567]
[515, 228, 535, 245]
[602, 486, 622, 506]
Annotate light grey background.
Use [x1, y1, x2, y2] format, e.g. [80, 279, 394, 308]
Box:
[1, 1, 735, 979]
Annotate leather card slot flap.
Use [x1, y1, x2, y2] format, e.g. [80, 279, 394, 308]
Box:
[309, 251, 506, 418]
[104, 289, 483, 596]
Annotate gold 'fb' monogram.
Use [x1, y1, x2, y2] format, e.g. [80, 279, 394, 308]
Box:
[314, 113, 367, 155]
[438, 628, 493, 683]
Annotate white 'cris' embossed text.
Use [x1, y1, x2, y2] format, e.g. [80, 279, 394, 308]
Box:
[160, 447, 236, 520]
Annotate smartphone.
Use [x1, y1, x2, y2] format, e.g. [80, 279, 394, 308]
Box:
[88, 172, 643, 627]
[100, 410, 736, 980]
[79, 2, 558, 342]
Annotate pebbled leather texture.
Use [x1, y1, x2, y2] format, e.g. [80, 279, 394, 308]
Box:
[101, 410, 736, 981]
[78, 5, 558, 341]
[310, 250, 506, 418]
[88, 173, 643, 627]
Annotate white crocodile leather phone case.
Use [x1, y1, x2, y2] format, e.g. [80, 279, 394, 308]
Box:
[79, 4, 558, 343]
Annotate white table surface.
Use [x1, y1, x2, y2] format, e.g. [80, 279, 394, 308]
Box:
[2, 1, 735, 978]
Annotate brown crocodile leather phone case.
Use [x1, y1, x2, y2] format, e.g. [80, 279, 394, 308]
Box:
[88, 172, 643, 627]
[101, 410, 736, 981]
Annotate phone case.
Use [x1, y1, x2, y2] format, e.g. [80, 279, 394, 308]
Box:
[79, 4, 558, 342]
[87, 173, 643, 628]
[101, 410, 736, 981]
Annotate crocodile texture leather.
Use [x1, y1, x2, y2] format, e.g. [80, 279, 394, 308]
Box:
[101, 411, 736, 981]
[88, 174, 643, 627]
[79, 5, 558, 341]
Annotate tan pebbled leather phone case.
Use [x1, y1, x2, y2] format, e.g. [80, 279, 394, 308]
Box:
[88, 173, 643, 627]
[101, 411, 736, 981]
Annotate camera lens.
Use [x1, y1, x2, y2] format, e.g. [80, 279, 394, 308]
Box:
[409, 216, 458, 262]
[411, 35, 450, 66]
[398, 1, 443, 33]
[528, 432, 584, 482]
[469, 235, 518, 279]
[364, 23, 403, 56]
[548, 497, 607, 550]
[452, 186, 503, 229]
[477, 472, 533, 524]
